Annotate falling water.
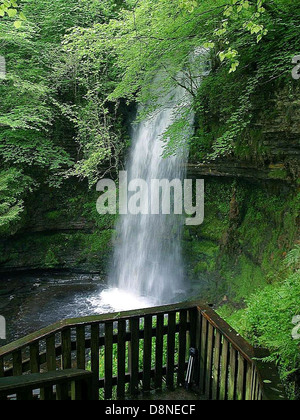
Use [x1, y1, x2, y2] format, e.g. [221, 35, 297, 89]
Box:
[101, 50, 210, 310]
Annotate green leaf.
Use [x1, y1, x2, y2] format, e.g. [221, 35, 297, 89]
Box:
[7, 8, 17, 17]
[14, 20, 22, 29]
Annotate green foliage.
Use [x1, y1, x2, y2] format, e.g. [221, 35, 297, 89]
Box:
[44, 249, 59, 268]
[0, 0, 26, 28]
[0, 168, 32, 234]
[192, 0, 300, 161]
[218, 245, 300, 399]
[0, 0, 126, 235]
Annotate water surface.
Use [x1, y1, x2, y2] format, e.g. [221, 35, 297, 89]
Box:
[0, 272, 153, 345]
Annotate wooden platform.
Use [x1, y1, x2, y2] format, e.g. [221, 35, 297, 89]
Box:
[136, 388, 207, 401]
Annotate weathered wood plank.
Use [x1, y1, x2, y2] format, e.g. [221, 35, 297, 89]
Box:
[41, 335, 56, 400]
[104, 322, 113, 400]
[212, 330, 222, 400]
[0, 369, 92, 391]
[205, 323, 214, 399]
[143, 315, 152, 393]
[46, 335, 57, 372]
[61, 329, 72, 370]
[177, 310, 187, 386]
[154, 314, 164, 389]
[0, 357, 4, 378]
[219, 338, 229, 400]
[245, 363, 254, 401]
[236, 353, 246, 400]
[166, 312, 176, 390]
[228, 345, 238, 400]
[0, 358, 5, 400]
[76, 326, 86, 370]
[90, 323, 100, 401]
[188, 307, 198, 349]
[29, 342, 40, 374]
[13, 350, 23, 377]
[199, 316, 208, 395]
[117, 319, 126, 399]
[129, 317, 139, 396]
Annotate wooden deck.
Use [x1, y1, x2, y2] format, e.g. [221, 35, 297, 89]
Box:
[0, 301, 286, 400]
[136, 388, 207, 401]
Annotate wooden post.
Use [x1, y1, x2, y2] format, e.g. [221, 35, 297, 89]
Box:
[155, 314, 164, 390]
[177, 310, 187, 386]
[90, 323, 100, 401]
[104, 322, 113, 399]
[199, 316, 208, 395]
[212, 330, 222, 400]
[129, 318, 139, 397]
[166, 312, 176, 390]
[143, 315, 152, 393]
[117, 319, 126, 399]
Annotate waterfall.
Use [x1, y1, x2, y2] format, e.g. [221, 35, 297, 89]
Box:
[101, 50, 210, 310]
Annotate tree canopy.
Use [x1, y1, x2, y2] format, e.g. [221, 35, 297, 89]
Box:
[0, 0, 299, 229]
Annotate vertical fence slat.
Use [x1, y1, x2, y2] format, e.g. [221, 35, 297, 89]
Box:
[155, 314, 164, 390]
[13, 350, 25, 400]
[76, 326, 86, 370]
[46, 335, 57, 371]
[104, 322, 113, 400]
[199, 316, 208, 395]
[29, 342, 40, 374]
[143, 315, 152, 393]
[56, 380, 69, 401]
[61, 329, 72, 370]
[212, 330, 222, 400]
[205, 323, 214, 399]
[0, 356, 5, 400]
[41, 335, 56, 400]
[228, 346, 238, 400]
[57, 330, 72, 400]
[129, 317, 139, 397]
[188, 307, 198, 349]
[166, 312, 176, 390]
[219, 339, 229, 400]
[0, 357, 4, 378]
[236, 353, 246, 400]
[117, 319, 126, 399]
[245, 363, 254, 400]
[90, 323, 100, 401]
[254, 371, 260, 400]
[13, 350, 23, 376]
[177, 310, 187, 386]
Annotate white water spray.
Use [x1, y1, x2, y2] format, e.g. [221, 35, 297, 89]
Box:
[101, 51, 210, 310]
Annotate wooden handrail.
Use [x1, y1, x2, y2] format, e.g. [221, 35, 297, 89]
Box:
[0, 300, 200, 358]
[196, 306, 286, 400]
[0, 369, 93, 400]
[199, 306, 255, 363]
[0, 300, 286, 400]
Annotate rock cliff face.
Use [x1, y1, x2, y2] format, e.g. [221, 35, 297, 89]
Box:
[184, 82, 299, 302]
[189, 83, 300, 183]
[0, 83, 299, 294]
[0, 182, 115, 274]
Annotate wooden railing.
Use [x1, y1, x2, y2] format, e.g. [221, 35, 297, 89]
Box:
[0, 301, 286, 400]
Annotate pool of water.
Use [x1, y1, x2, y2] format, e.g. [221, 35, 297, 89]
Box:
[0, 271, 158, 345]
[0, 270, 195, 347]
